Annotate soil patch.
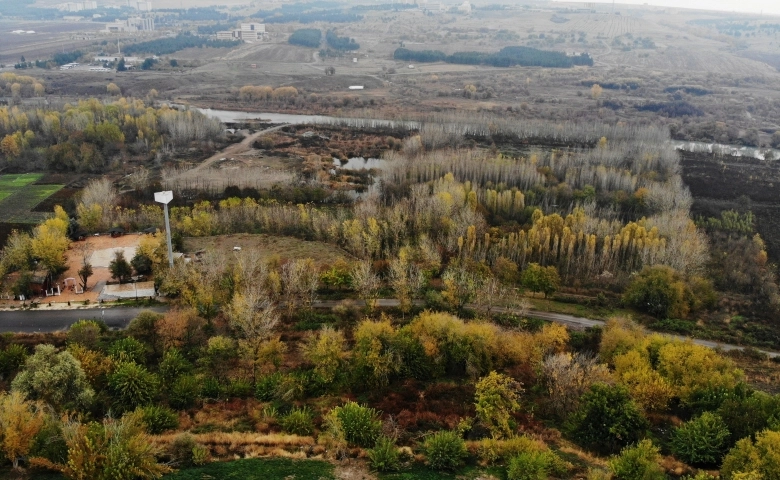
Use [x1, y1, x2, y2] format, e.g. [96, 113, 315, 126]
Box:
[184, 234, 352, 266]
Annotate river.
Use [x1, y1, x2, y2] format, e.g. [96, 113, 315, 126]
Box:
[188, 107, 779, 161]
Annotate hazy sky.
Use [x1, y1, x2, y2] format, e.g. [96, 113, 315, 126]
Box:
[555, 0, 780, 16]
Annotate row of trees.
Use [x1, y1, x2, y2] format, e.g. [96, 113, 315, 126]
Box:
[238, 85, 299, 101]
[121, 33, 239, 56]
[0, 73, 45, 99]
[393, 46, 593, 68]
[325, 30, 359, 51]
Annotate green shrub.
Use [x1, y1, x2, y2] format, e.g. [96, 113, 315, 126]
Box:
[279, 407, 314, 436]
[191, 443, 210, 465]
[507, 451, 551, 480]
[329, 401, 382, 448]
[201, 377, 223, 400]
[109, 337, 147, 364]
[169, 375, 201, 409]
[107, 361, 159, 412]
[226, 378, 253, 398]
[0, 344, 28, 377]
[255, 372, 283, 401]
[67, 319, 105, 348]
[274, 372, 307, 402]
[423, 430, 468, 471]
[159, 348, 191, 382]
[671, 412, 730, 465]
[567, 384, 648, 455]
[717, 390, 780, 445]
[367, 436, 400, 472]
[138, 405, 179, 434]
[169, 433, 208, 467]
[608, 439, 665, 480]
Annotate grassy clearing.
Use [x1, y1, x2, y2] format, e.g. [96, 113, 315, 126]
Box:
[0, 173, 43, 188]
[163, 457, 335, 479]
[0, 184, 64, 223]
[379, 465, 501, 479]
[184, 234, 352, 266]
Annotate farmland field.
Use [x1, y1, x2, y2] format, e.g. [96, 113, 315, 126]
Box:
[0, 174, 63, 223]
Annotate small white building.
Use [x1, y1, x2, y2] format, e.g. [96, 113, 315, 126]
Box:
[348, 85, 364, 90]
[137, 1, 153, 12]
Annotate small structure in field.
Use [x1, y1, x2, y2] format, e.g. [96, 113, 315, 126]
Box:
[349, 85, 364, 90]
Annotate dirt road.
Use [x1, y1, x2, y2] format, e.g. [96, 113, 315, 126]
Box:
[193, 124, 289, 172]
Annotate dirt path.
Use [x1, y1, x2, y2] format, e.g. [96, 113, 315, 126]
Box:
[193, 124, 288, 172]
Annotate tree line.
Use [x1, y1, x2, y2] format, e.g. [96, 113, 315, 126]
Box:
[394, 46, 593, 68]
[325, 30, 359, 51]
[121, 34, 240, 56]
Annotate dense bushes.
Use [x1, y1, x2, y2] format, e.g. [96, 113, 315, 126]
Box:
[623, 266, 716, 319]
[671, 412, 730, 465]
[567, 384, 648, 455]
[423, 431, 467, 471]
[608, 440, 665, 480]
[326, 402, 382, 448]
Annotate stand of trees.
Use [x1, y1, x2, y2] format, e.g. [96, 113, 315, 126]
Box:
[253, 9, 361, 24]
[121, 34, 240, 56]
[394, 46, 593, 68]
[288, 29, 322, 48]
[0, 98, 224, 172]
[325, 30, 359, 50]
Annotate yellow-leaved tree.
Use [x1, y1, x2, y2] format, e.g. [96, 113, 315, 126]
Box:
[0, 391, 46, 469]
[31, 206, 71, 277]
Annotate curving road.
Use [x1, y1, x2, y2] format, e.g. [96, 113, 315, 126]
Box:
[0, 302, 776, 359]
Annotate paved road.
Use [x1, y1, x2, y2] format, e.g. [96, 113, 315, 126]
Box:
[0, 307, 168, 333]
[1, 301, 777, 359]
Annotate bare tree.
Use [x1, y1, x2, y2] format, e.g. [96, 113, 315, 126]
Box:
[541, 352, 612, 417]
[351, 260, 381, 310]
[75, 243, 94, 292]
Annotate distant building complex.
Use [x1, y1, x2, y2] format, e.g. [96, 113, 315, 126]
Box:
[103, 17, 155, 32]
[61, 1, 98, 11]
[216, 23, 266, 42]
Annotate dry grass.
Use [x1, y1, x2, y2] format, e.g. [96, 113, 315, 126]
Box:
[162, 165, 293, 194]
[184, 233, 352, 266]
[151, 431, 316, 460]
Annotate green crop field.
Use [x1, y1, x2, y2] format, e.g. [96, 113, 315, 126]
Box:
[0, 174, 63, 224]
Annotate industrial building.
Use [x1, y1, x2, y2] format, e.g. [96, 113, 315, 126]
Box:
[216, 23, 266, 42]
